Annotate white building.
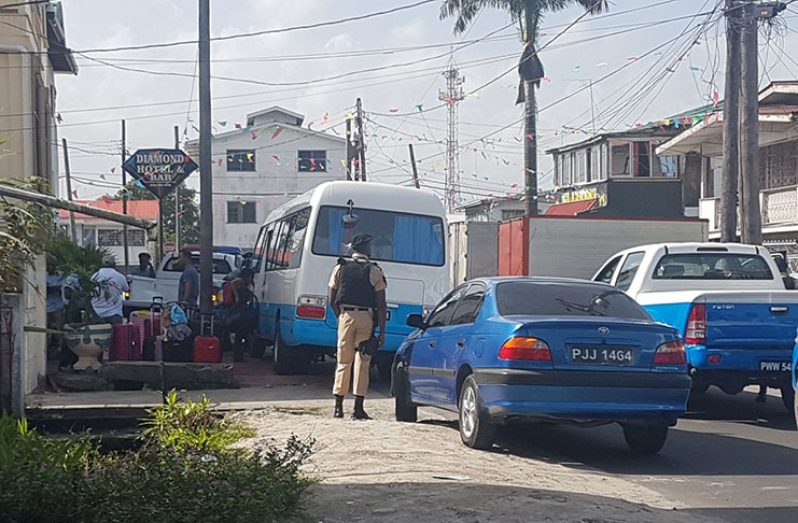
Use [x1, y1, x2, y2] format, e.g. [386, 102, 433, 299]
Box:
[190, 107, 346, 249]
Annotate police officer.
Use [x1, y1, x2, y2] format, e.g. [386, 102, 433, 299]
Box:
[328, 233, 387, 420]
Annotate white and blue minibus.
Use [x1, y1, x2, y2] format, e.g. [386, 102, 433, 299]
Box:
[252, 181, 449, 377]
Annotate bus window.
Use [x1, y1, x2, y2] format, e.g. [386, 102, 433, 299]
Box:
[287, 209, 311, 269]
[252, 226, 268, 272]
[312, 206, 445, 266]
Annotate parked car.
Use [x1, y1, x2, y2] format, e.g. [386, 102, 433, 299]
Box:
[392, 277, 691, 454]
[593, 243, 798, 412]
[126, 249, 244, 312]
[793, 335, 798, 428]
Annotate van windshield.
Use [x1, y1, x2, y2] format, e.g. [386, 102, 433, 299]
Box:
[312, 206, 445, 266]
[652, 253, 773, 280]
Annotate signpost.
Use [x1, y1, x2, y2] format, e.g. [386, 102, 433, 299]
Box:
[123, 148, 198, 261]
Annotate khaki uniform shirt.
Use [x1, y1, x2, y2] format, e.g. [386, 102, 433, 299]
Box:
[329, 253, 387, 297]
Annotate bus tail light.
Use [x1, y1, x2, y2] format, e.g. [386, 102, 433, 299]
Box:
[297, 295, 326, 320]
[685, 303, 706, 345]
[498, 337, 552, 361]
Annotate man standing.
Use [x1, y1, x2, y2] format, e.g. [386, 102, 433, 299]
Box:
[91, 255, 129, 325]
[328, 233, 387, 420]
[177, 248, 199, 308]
[134, 252, 156, 278]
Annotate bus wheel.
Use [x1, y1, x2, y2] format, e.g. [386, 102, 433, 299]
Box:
[273, 324, 295, 375]
[249, 337, 267, 359]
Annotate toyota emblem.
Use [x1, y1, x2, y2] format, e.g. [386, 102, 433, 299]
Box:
[598, 327, 610, 335]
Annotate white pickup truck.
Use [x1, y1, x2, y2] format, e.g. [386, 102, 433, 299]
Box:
[593, 243, 798, 412]
[125, 249, 244, 311]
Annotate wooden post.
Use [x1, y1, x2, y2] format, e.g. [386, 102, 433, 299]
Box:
[740, 1, 762, 245]
[61, 138, 77, 243]
[198, 0, 214, 316]
[345, 115, 353, 181]
[121, 119, 129, 274]
[174, 125, 181, 253]
[356, 98, 367, 182]
[409, 144, 420, 189]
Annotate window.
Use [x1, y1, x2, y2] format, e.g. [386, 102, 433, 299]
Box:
[98, 229, 122, 246]
[575, 150, 587, 184]
[590, 146, 600, 182]
[128, 230, 145, 247]
[226, 149, 256, 172]
[163, 255, 232, 275]
[611, 141, 631, 176]
[298, 150, 327, 172]
[652, 253, 774, 280]
[501, 209, 524, 221]
[595, 256, 621, 284]
[616, 252, 645, 291]
[312, 206, 445, 266]
[450, 284, 486, 325]
[227, 201, 257, 224]
[252, 226, 269, 272]
[81, 227, 96, 247]
[496, 282, 650, 320]
[632, 141, 651, 177]
[287, 209, 311, 269]
[265, 217, 292, 271]
[427, 287, 466, 327]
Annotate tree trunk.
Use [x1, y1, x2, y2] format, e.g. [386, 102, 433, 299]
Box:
[524, 80, 538, 215]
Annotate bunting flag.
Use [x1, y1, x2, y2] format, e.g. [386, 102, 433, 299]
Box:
[689, 66, 702, 72]
[388, 108, 399, 113]
[340, 159, 347, 169]
[307, 121, 315, 130]
[235, 123, 243, 129]
[110, 167, 116, 173]
[246, 153, 254, 163]
[527, 134, 535, 142]
[415, 104, 424, 112]
[72, 190, 78, 197]
[596, 62, 608, 68]
[712, 89, 720, 107]
[309, 158, 317, 172]
[627, 56, 639, 61]
[271, 127, 283, 139]
[322, 112, 330, 124]
[331, 128, 340, 135]
[251, 131, 258, 140]
[272, 154, 280, 165]
[218, 121, 228, 127]
[99, 174, 106, 180]
[218, 159, 224, 166]
[192, 125, 200, 133]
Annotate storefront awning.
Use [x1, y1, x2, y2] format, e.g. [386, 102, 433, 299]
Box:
[544, 199, 597, 216]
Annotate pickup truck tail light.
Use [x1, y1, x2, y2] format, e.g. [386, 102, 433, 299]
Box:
[685, 303, 706, 345]
[297, 295, 326, 320]
[498, 337, 552, 361]
[654, 341, 687, 366]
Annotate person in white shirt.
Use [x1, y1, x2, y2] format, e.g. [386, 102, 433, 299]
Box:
[91, 255, 129, 325]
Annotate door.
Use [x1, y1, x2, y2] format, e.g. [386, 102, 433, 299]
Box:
[409, 285, 466, 402]
[438, 283, 486, 404]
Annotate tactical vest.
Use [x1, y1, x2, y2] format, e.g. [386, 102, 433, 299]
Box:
[336, 259, 377, 308]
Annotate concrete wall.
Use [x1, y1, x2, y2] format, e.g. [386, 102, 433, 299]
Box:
[1, 1, 59, 395]
[210, 125, 346, 248]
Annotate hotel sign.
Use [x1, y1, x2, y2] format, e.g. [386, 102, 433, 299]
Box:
[122, 148, 198, 199]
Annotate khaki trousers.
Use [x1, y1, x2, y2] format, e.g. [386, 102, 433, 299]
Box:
[333, 310, 373, 397]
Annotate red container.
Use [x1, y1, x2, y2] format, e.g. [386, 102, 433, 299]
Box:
[193, 336, 221, 364]
[111, 323, 142, 361]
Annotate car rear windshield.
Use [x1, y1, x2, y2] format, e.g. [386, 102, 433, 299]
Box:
[496, 282, 650, 320]
[652, 253, 773, 280]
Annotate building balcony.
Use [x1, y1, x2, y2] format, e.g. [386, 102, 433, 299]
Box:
[699, 185, 798, 234]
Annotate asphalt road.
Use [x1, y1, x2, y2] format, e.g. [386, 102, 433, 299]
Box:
[491, 387, 798, 523]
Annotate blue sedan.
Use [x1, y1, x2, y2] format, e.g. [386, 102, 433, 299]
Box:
[392, 277, 691, 454]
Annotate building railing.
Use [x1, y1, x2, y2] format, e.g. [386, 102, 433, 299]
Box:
[699, 186, 798, 232]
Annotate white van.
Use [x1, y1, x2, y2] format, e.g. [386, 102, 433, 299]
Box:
[252, 181, 449, 378]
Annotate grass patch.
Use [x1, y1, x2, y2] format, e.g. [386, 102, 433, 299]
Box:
[0, 392, 314, 523]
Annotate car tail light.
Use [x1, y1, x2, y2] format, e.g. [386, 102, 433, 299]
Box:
[654, 341, 686, 365]
[499, 337, 552, 361]
[708, 354, 721, 364]
[297, 295, 326, 320]
[685, 303, 706, 345]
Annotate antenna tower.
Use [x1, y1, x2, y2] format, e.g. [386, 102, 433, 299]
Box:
[438, 63, 465, 212]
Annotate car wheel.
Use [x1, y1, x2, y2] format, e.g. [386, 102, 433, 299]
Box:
[376, 355, 393, 383]
[458, 376, 496, 450]
[780, 386, 795, 414]
[622, 425, 669, 455]
[393, 364, 417, 423]
[273, 322, 295, 375]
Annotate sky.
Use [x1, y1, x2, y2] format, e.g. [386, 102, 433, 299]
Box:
[54, 0, 798, 204]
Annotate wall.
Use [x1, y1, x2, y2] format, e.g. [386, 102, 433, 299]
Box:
[210, 126, 346, 248]
[1, 1, 58, 395]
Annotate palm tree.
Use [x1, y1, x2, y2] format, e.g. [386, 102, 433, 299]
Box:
[441, 0, 608, 214]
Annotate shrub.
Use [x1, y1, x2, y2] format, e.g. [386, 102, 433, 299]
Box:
[0, 394, 313, 523]
[143, 390, 256, 453]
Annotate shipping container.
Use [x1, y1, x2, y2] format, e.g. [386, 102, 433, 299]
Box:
[498, 215, 709, 280]
[449, 221, 499, 287]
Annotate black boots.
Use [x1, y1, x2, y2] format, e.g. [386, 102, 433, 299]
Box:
[334, 395, 344, 418]
[351, 395, 371, 420]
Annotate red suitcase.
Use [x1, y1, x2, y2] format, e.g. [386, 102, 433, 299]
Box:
[193, 336, 221, 364]
[111, 323, 142, 361]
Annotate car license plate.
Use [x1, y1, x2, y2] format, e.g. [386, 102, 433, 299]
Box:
[571, 346, 635, 365]
[759, 360, 791, 372]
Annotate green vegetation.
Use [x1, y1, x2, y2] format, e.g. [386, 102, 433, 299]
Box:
[45, 236, 110, 325]
[0, 392, 313, 523]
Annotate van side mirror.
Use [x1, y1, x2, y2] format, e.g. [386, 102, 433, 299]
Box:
[406, 314, 426, 330]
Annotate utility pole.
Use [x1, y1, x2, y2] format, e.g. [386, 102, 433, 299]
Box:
[121, 119, 129, 275]
[721, 0, 741, 242]
[438, 63, 465, 212]
[174, 125, 181, 254]
[523, 9, 539, 216]
[198, 0, 213, 316]
[408, 144, 420, 189]
[355, 98, 367, 182]
[61, 138, 77, 243]
[345, 115, 354, 181]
